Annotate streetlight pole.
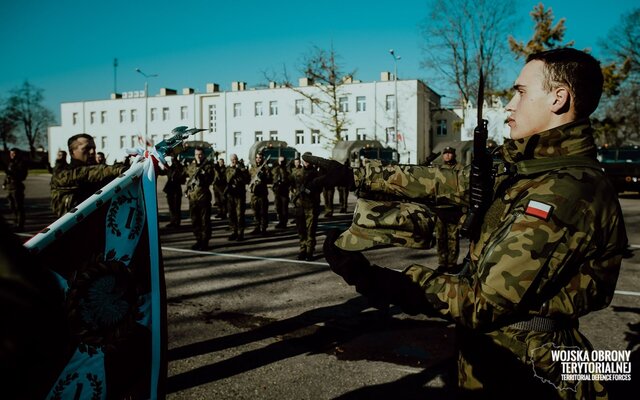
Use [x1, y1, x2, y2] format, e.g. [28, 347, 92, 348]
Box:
[389, 49, 401, 152]
[135, 68, 158, 147]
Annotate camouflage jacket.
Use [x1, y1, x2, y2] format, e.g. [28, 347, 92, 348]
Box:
[50, 159, 126, 217]
[3, 158, 28, 191]
[225, 164, 250, 198]
[249, 162, 272, 197]
[271, 163, 291, 196]
[185, 159, 215, 202]
[290, 165, 321, 208]
[347, 120, 628, 395]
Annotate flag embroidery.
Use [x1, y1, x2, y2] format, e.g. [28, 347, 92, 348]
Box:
[525, 200, 553, 220]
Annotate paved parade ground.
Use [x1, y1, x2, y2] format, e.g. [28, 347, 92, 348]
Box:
[4, 173, 640, 399]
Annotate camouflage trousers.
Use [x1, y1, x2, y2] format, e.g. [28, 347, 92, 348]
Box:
[456, 326, 608, 399]
[7, 189, 25, 229]
[274, 193, 289, 224]
[435, 217, 461, 268]
[213, 185, 227, 217]
[251, 194, 269, 231]
[166, 190, 182, 226]
[189, 199, 211, 243]
[295, 205, 319, 254]
[227, 195, 246, 235]
[323, 187, 334, 214]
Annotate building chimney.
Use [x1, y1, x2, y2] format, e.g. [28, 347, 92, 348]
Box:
[232, 81, 247, 91]
[381, 72, 392, 81]
[160, 88, 177, 96]
[269, 81, 277, 89]
[206, 83, 220, 93]
[110, 93, 122, 99]
[182, 88, 195, 95]
[343, 76, 353, 84]
[298, 77, 312, 87]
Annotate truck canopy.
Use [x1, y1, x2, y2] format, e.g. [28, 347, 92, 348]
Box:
[248, 141, 298, 167]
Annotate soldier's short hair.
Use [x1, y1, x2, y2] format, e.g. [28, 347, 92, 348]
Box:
[67, 133, 94, 152]
[195, 146, 204, 152]
[527, 48, 603, 119]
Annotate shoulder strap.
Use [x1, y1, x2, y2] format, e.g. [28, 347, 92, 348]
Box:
[514, 156, 602, 177]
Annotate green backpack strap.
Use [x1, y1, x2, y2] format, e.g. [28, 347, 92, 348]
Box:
[514, 156, 602, 176]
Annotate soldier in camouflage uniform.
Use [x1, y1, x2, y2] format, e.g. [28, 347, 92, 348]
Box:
[3, 148, 28, 230]
[225, 153, 250, 241]
[272, 156, 291, 228]
[162, 157, 186, 228]
[51, 134, 126, 218]
[434, 146, 465, 271]
[185, 147, 215, 250]
[291, 153, 322, 261]
[310, 48, 627, 399]
[213, 158, 227, 219]
[249, 152, 272, 235]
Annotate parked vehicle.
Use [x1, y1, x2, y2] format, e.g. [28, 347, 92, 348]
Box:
[598, 145, 640, 194]
[332, 140, 399, 168]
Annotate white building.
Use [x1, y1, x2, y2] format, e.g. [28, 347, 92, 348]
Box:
[48, 73, 444, 166]
[457, 96, 510, 145]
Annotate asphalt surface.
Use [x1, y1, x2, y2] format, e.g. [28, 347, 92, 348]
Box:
[3, 173, 640, 399]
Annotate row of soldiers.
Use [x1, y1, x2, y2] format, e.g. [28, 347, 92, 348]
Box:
[165, 147, 347, 259]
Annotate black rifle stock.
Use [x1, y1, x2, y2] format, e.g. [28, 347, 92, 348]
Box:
[460, 71, 492, 241]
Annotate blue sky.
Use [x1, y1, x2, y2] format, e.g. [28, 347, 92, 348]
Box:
[0, 0, 637, 121]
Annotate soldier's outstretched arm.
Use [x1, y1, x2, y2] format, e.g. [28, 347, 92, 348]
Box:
[302, 154, 468, 205]
[51, 164, 126, 187]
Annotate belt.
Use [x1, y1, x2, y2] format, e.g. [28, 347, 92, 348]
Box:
[508, 316, 576, 332]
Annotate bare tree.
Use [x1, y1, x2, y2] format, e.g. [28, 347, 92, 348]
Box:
[420, 0, 517, 105]
[600, 8, 639, 84]
[0, 105, 17, 152]
[275, 46, 356, 146]
[5, 81, 55, 156]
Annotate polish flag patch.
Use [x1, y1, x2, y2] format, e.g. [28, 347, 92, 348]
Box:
[525, 200, 553, 220]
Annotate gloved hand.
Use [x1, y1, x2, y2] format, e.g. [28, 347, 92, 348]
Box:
[302, 155, 355, 190]
[323, 230, 432, 315]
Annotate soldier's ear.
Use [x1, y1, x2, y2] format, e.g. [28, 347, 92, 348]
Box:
[550, 86, 571, 114]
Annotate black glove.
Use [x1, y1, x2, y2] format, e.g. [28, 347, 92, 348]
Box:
[323, 230, 431, 315]
[302, 155, 355, 189]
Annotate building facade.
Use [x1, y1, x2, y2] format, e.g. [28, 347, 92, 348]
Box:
[48, 73, 445, 166]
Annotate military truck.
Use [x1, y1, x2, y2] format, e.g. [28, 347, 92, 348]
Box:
[598, 145, 640, 194]
[248, 141, 299, 168]
[332, 140, 399, 168]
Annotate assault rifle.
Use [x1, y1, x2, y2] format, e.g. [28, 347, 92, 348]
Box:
[460, 67, 493, 241]
[249, 154, 272, 193]
[185, 150, 215, 197]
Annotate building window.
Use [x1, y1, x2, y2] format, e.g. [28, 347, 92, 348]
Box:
[233, 131, 242, 146]
[385, 95, 395, 111]
[119, 110, 125, 123]
[72, 112, 78, 125]
[356, 96, 366, 112]
[101, 136, 107, 148]
[269, 101, 278, 116]
[233, 103, 241, 117]
[295, 130, 304, 145]
[255, 131, 264, 142]
[130, 136, 137, 147]
[386, 127, 396, 143]
[254, 101, 263, 116]
[295, 99, 306, 115]
[180, 106, 188, 120]
[311, 130, 320, 144]
[269, 130, 278, 141]
[436, 119, 448, 136]
[151, 135, 159, 144]
[208, 105, 216, 132]
[90, 112, 96, 124]
[150, 108, 157, 122]
[120, 136, 126, 148]
[130, 109, 137, 122]
[162, 107, 169, 121]
[101, 111, 107, 124]
[356, 128, 366, 140]
[341, 129, 349, 141]
[339, 96, 349, 112]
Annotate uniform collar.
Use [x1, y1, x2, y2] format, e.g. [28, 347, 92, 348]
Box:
[499, 119, 597, 164]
